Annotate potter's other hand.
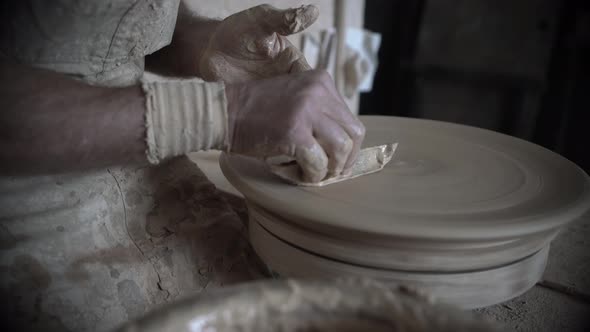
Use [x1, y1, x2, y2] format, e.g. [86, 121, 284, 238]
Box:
[200, 4, 318, 83]
[225, 70, 365, 183]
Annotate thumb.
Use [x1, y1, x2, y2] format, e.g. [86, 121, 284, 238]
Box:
[295, 141, 329, 183]
[248, 4, 319, 36]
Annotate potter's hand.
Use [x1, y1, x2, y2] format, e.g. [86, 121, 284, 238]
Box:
[225, 70, 365, 183]
[200, 4, 319, 83]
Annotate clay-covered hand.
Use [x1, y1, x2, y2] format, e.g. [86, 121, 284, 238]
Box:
[225, 70, 365, 183]
[200, 4, 319, 83]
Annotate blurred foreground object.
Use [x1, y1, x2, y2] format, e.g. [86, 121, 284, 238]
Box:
[117, 278, 498, 332]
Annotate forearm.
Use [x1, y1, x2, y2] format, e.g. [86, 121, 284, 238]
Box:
[0, 63, 147, 175]
[145, 2, 220, 78]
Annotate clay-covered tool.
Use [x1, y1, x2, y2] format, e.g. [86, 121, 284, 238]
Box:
[270, 143, 397, 186]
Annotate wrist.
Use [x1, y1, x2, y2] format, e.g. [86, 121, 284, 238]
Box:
[224, 83, 241, 150]
[141, 79, 228, 164]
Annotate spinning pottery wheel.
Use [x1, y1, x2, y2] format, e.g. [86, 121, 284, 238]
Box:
[220, 116, 590, 309]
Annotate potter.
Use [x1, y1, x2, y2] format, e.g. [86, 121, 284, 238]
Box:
[0, 1, 364, 331]
[3, 1, 590, 331]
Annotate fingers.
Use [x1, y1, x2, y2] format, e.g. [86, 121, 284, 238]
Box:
[320, 96, 366, 173]
[275, 46, 312, 73]
[314, 120, 353, 177]
[295, 139, 328, 183]
[250, 4, 319, 36]
[301, 71, 365, 177]
[341, 120, 365, 172]
[290, 57, 313, 73]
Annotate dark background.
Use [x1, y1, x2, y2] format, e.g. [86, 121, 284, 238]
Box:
[360, 0, 590, 173]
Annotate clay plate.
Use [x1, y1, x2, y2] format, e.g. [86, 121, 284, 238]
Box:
[221, 116, 590, 240]
[248, 203, 558, 271]
[250, 219, 548, 309]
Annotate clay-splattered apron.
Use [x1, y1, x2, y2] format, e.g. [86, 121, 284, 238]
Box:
[0, 1, 262, 331]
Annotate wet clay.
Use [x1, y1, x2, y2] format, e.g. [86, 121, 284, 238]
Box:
[221, 116, 590, 240]
[220, 115, 590, 309]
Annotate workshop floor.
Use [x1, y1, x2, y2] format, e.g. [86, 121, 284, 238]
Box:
[190, 152, 590, 331]
[475, 216, 590, 331]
